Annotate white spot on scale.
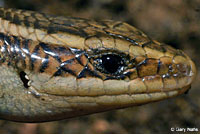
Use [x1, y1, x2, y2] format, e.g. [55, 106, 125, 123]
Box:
[14, 46, 20, 52]
[44, 50, 57, 56]
[31, 54, 42, 60]
[0, 46, 5, 52]
[4, 40, 9, 46]
[22, 48, 29, 54]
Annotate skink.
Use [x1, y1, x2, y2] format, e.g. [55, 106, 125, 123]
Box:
[0, 7, 196, 122]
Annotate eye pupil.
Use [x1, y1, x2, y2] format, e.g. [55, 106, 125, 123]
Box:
[101, 54, 123, 74]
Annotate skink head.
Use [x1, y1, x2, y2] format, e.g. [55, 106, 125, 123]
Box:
[13, 22, 195, 122]
[0, 8, 196, 122]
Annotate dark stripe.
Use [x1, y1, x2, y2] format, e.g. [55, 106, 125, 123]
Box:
[9, 36, 16, 55]
[47, 25, 83, 36]
[0, 9, 4, 17]
[30, 45, 40, 70]
[0, 33, 4, 39]
[55, 46, 70, 53]
[5, 11, 12, 21]
[60, 66, 76, 76]
[77, 65, 102, 79]
[4, 34, 11, 45]
[17, 37, 27, 67]
[39, 54, 49, 73]
[53, 62, 77, 77]
[52, 19, 74, 27]
[22, 39, 30, 54]
[3, 34, 11, 55]
[13, 36, 21, 64]
[34, 19, 47, 29]
[70, 17, 88, 21]
[53, 69, 62, 77]
[77, 28, 88, 37]
[157, 59, 161, 74]
[77, 68, 87, 78]
[33, 20, 40, 28]
[24, 16, 31, 27]
[13, 36, 21, 53]
[13, 14, 21, 25]
[105, 31, 139, 45]
[20, 39, 31, 69]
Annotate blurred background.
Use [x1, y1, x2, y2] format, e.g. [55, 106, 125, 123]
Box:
[0, 0, 199, 134]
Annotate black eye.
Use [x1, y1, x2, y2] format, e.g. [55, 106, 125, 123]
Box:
[94, 54, 125, 74]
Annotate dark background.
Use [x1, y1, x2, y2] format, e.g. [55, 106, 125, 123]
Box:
[0, 0, 200, 134]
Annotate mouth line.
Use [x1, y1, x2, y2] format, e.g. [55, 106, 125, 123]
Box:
[27, 84, 190, 98]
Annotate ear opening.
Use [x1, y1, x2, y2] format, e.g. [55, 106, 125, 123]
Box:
[19, 71, 30, 88]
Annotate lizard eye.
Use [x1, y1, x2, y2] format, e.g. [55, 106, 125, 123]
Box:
[93, 54, 125, 75]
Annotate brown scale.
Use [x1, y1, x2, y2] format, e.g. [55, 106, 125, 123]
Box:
[43, 56, 60, 75]
[158, 56, 172, 75]
[136, 58, 159, 78]
[61, 59, 84, 76]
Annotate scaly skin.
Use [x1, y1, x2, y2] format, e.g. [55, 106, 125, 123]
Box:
[0, 7, 197, 122]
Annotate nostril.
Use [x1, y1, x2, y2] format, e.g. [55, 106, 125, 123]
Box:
[19, 71, 30, 88]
